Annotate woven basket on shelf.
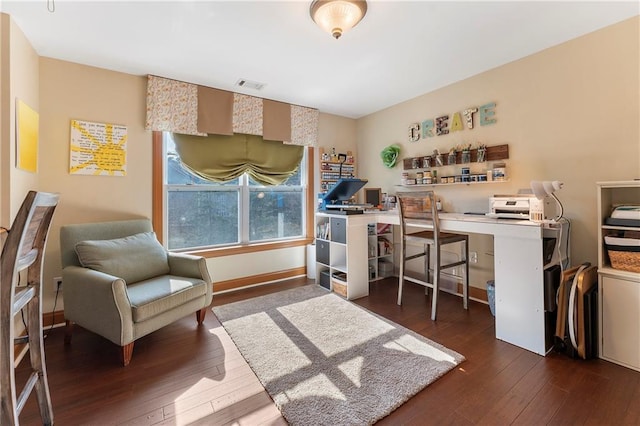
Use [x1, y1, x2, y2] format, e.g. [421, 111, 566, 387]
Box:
[608, 249, 640, 273]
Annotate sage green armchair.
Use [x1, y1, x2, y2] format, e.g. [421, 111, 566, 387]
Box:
[60, 219, 213, 366]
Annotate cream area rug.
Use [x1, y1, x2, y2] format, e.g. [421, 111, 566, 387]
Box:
[212, 285, 464, 425]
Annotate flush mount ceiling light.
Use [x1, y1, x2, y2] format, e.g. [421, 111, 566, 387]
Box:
[310, 0, 367, 39]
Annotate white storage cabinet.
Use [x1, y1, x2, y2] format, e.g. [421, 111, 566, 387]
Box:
[597, 180, 640, 371]
[315, 213, 369, 300]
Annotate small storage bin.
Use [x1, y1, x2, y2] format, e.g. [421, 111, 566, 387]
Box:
[316, 240, 330, 265]
[605, 235, 640, 273]
[319, 270, 331, 289]
[331, 218, 346, 244]
[378, 261, 394, 277]
[332, 278, 347, 298]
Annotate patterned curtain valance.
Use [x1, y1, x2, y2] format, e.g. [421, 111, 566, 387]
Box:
[145, 76, 205, 136]
[145, 75, 318, 146]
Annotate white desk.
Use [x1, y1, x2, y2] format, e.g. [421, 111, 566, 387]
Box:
[318, 210, 567, 356]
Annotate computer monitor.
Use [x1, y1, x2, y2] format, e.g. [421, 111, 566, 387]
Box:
[320, 178, 368, 209]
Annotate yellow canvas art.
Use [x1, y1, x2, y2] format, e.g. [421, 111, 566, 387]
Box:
[16, 99, 39, 173]
[69, 119, 127, 176]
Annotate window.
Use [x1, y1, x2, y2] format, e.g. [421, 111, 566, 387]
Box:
[161, 133, 311, 252]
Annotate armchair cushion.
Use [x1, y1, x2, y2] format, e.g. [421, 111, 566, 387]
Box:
[127, 275, 208, 322]
[75, 231, 170, 284]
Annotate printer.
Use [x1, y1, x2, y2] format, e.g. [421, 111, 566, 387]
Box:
[488, 194, 547, 221]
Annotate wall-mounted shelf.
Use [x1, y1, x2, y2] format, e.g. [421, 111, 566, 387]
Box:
[402, 143, 509, 170]
[396, 180, 510, 189]
[319, 148, 356, 194]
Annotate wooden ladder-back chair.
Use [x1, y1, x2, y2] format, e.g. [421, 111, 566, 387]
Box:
[1, 191, 59, 426]
[397, 191, 469, 320]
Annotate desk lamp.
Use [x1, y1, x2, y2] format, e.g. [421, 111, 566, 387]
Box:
[530, 180, 564, 221]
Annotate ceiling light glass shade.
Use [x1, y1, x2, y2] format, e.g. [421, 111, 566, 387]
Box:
[310, 0, 367, 39]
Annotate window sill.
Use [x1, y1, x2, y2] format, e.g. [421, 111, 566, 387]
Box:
[181, 237, 314, 258]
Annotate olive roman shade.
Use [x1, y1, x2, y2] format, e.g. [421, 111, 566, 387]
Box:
[145, 75, 318, 146]
[172, 133, 304, 186]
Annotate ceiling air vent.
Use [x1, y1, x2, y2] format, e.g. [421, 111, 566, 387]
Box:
[235, 78, 266, 91]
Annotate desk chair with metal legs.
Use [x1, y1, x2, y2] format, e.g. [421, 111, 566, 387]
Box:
[397, 191, 469, 320]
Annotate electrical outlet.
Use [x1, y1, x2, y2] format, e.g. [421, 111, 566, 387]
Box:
[470, 251, 478, 264]
[53, 277, 63, 293]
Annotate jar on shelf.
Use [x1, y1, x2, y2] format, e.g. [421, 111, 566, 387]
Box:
[448, 151, 457, 165]
[461, 150, 471, 164]
[401, 172, 409, 185]
[422, 156, 431, 169]
[434, 150, 444, 167]
[477, 146, 487, 163]
[412, 158, 420, 169]
[493, 162, 506, 181]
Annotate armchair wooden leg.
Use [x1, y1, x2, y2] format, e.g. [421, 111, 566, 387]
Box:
[196, 307, 207, 325]
[121, 343, 134, 367]
[64, 320, 74, 344]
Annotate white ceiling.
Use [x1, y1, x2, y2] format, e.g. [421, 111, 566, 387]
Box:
[1, 1, 638, 118]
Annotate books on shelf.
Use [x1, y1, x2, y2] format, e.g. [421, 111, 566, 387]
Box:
[377, 223, 392, 234]
[317, 222, 330, 239]
[331, 271, 347, 282]
[378, 237, 392, 255]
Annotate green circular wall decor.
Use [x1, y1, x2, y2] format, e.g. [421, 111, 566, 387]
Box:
[380, 144, 401, 168]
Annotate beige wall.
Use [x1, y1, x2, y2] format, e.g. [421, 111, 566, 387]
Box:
[318, 112, 357, 154]
[0, 14, 8, 227]
[0, 15, 41, 335]
[0, 14, 39, 227]
[38, 59, 151, 311]
[356, 16, 640, 290]
[315, 112, 358, 194]
[9, 16, 39, 220]
[36, 58, 356, 310]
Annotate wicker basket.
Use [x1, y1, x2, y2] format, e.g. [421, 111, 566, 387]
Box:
[608, 249, 640, 273]
[332, 279, 347, 298]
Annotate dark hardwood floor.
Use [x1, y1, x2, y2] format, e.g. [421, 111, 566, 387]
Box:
[17, 277, 640, 425]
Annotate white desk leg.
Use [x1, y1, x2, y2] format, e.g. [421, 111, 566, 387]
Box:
[494, 235, 546, 355]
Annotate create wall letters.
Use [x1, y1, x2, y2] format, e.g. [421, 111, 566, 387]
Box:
[408, 102, 496, 142]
